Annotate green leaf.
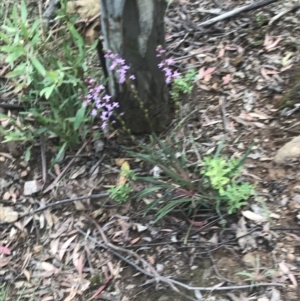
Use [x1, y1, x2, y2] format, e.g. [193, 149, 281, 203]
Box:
[20, 22, 29, 41]
[1, 25, 18, 34]
[53, 142, 67, 164]
[40, 85, 55, 99]
[12, 6, 19, 26]
[0, 31, 10, 44]
[1, 45, 19, 53]
[24, 146, 32, 161]
[74, 106, 86, 130]
[21, 1, 28, 23]
[5, 47, 25, 67]
[30, 57, 46, 77]
[6, 63, 27, 78]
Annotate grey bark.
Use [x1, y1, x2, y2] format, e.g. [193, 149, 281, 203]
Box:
[100, 0, 170, 134]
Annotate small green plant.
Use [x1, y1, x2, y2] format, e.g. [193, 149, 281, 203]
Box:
[127, 135, 254, 221]
[201, 155, 254, 214]
[237, 256, 278, 287]
[0, 1, 95, 151]
[255, 13, 268, 28]
[108, 183, 133, 204]
[171, 69, 197, 101]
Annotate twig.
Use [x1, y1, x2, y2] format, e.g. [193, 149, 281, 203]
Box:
[77, 222, 283, 293]
[220, 97, 229, 132]
[199, 0, 280, 27]
[40, 134, 47, 188]
[43, 139, 89, 193]
[0, 103, 25, 110]
[268, 3, 300, 27]
[0, 193, 109, 226]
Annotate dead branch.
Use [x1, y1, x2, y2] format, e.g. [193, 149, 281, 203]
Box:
[268, 3, 300, 27]
[199, 0, 280, 27]
[77, 221, 283, 294]
[0, 193, 109, 227]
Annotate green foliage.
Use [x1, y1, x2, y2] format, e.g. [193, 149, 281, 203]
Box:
[108, 184, 133, 204]
[201, 156, 254, 214]
[0, 1, 94, 148]
[127, 135, 254, 221]
[171, 69, 197, 101]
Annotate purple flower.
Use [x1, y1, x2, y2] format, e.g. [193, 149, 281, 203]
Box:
[158, 62, 164, 69]
[91, 109, 98, 116]
[172, 70, 181, 79]
[165, 58, 174, 65]
[100, 111, 108, 121]
[129, 75, 135, 80]
[103, 94, 111, 102]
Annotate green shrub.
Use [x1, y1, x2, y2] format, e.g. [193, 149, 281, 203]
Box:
[0, 1, 95, 152]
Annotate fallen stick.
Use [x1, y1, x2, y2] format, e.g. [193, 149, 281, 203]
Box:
[268, 3, 300, 27]
[77, 221, 284, 294]
[199, 0, 280, 27]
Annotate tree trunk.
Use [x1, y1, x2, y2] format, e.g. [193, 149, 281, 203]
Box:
[100, 0, 170, 134]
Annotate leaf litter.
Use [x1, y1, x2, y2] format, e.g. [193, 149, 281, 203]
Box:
[2, 0, 300, 300]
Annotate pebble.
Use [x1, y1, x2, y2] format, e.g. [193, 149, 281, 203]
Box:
[20, 170, 28, 178]
[23, 180, 43, 195]
[280, 197, 289, 206]
[287, 254, 295, 262]
[2, 191, 11, 201]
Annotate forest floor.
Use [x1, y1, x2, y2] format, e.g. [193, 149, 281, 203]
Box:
[1, 0, 300, 301]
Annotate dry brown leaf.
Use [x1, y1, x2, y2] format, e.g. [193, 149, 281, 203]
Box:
[117, 161, 130, 187]
[50, 238, 60, 256]
[59, 235, 77, 261]
[72, 243, 81, 272]
[41, 262, 58, 273]
[67, 0, 100, 19]
[63, 286, 77, 301]
[23, 269, 31, 281]
[0, 206, 18, 223]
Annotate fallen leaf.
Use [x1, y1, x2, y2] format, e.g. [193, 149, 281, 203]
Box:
[0, 245, 11, 255]
[117, 160, 130, 186]
[0, 206, 18, 223]
[59, 235, 77, 261]
[222, 74, 231, 85]
[242, 210, 267, 223]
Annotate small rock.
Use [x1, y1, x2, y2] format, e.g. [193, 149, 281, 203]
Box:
[20, 170, 28, 178]
[242, 252, 256, 268]
[274, 135, 300, 164]
[293, 194, 300, 202]
[3, 191, 11, 201]
[270, 213, 280, 219]
[156, 264, 164, 272]
[23, 180, 43, 196]
[280, 197, 289, 206]
[93, 140, 104, 153]
[287, 254, 295, 262]
[19, 161, 28, 168]
[33, 245, 42, 254]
